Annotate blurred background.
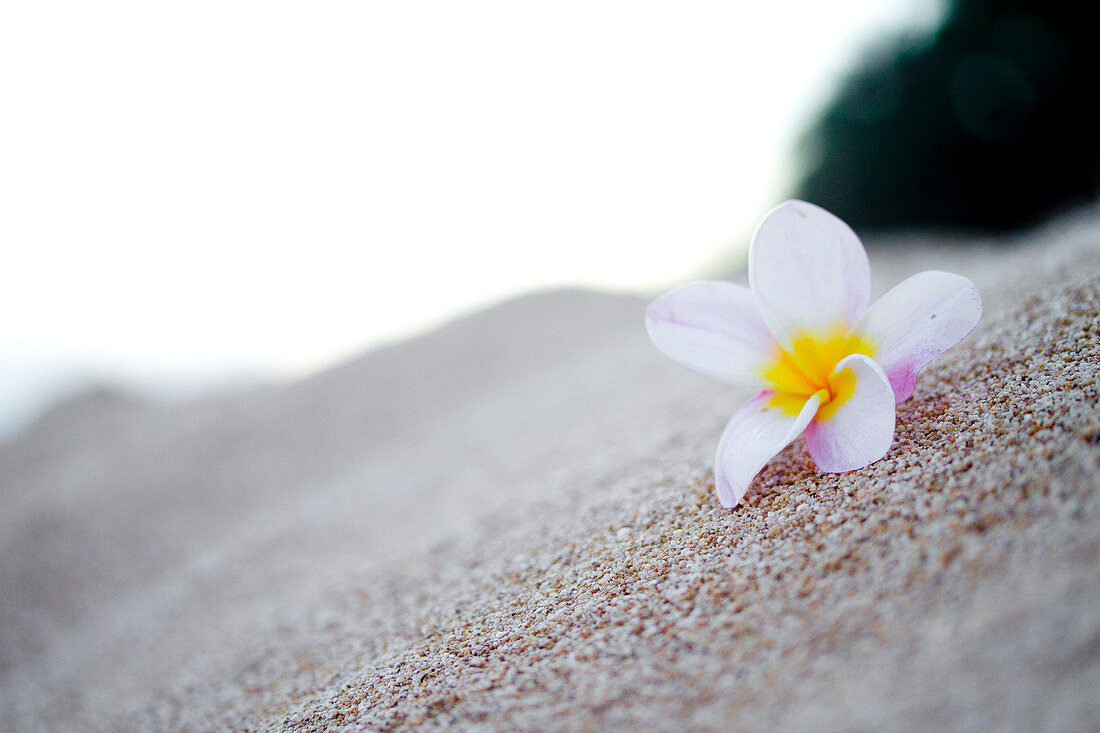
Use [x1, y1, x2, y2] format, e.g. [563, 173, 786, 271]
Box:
[2, 0, 1096, 438]
[796, 0, 1100, 231]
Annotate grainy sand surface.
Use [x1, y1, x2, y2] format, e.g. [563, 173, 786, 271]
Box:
[2, 210, 1099, 731]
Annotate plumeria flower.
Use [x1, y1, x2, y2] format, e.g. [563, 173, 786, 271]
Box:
[646, 200, 982, 508]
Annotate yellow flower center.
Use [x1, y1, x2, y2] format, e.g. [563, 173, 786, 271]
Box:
[761, 327, 876, 418]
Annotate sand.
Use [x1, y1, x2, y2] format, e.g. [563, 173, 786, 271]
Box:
[2, 208, 1099, 731]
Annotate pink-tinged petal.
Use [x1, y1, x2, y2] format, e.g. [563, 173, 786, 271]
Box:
[855, 270, 982, 403]
[646, 281, 777, 387]
[714, 390, 820, 508]
[748, 200, 871, 349]
[804, 354, 895, 473]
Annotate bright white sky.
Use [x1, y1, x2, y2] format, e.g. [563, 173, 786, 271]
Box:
[0, 0, 941, 434]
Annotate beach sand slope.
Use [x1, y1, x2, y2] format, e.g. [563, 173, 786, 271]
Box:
[2, 210, 1099, 731]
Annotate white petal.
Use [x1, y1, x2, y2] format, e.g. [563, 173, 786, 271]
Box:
[803, 354, 895, 473]
[855, 270, 982, 403]
[646, 281, 777, 387]
[714, 390, 820, 508]
[748, 200, 871, 349]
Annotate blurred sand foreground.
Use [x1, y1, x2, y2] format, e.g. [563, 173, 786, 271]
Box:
[3, 210, 1100, 731]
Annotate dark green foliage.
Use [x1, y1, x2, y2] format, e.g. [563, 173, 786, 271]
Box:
[794, 0, 1100, 234]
